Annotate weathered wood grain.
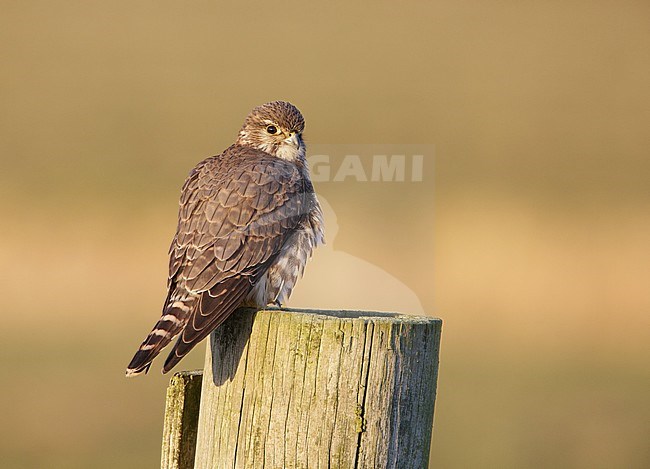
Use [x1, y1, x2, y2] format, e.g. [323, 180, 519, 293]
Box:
[193, 308, 441, 469]
[161, 370, 203, 469]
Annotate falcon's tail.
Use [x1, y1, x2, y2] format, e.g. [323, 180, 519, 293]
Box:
[161, 275, 253, 374]
[125, 291, 196, 377]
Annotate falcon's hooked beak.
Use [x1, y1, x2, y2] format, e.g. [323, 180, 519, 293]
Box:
[284, 132, 301, 149]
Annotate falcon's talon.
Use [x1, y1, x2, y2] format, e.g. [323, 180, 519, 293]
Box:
[125, 101, 325, 377]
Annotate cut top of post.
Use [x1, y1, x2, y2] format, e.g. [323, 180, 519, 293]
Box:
[273, 306, 440, 322]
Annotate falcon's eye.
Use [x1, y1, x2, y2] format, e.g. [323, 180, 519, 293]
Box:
[266, 125, 278, 135]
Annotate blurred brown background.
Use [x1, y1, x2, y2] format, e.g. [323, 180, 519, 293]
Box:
[1, 1, 648, 468]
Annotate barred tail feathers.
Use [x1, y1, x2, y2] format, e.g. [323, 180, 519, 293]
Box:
[125, 292, 196, 377]
[161, 274, 254, 374]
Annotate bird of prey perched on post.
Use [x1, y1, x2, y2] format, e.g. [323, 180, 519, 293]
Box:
[126, 101, 324, 377]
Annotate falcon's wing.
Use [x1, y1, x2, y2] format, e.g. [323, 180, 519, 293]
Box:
[126, 146, 310, 376]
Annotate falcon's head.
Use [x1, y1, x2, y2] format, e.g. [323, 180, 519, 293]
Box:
[236, 101, 306, 161]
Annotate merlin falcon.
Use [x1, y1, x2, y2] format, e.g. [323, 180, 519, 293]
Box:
[126, 101, 324, 376]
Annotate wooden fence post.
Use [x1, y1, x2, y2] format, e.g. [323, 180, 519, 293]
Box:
[191, 308, 442, 469]
[161, 370, 203, 469]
